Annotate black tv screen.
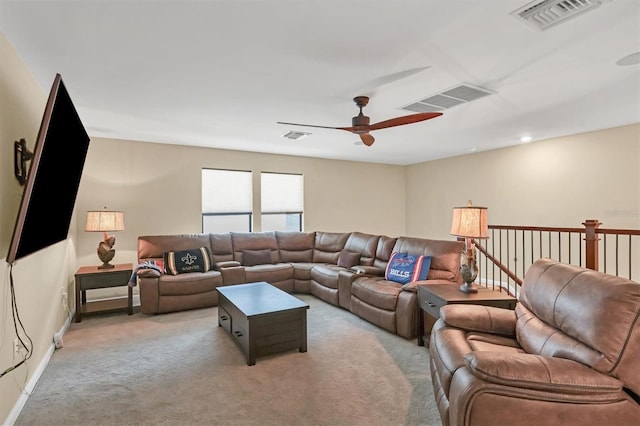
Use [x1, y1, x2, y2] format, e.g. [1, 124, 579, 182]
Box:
[6, 73, 90, 264]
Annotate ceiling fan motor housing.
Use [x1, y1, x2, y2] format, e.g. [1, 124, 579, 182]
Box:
[352, 113, 370, 133]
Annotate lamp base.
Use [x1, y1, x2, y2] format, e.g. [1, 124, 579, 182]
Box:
[96, 236, 116, 270]
[459, 282, 478, 293]
[98, 262, 115, 270]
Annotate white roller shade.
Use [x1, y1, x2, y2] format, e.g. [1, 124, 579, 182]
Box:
[202, 169, 252, 213]
[261, 173, 303, 213]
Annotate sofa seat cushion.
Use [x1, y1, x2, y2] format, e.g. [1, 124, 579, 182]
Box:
[351, 277, 402, 311]
[244, 263, 293, 284]
[310, 264, 347, 289]
[291, 262, 315, 280]
[158, 270, 222, 296]
[466, 332, 524, 352]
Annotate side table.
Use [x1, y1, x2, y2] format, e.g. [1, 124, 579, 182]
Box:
[74, 263, 134, 323]
[417, 283, 516, 346]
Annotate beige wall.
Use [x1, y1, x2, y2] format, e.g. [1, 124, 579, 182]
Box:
[74, 137, 407, 273]
[1, 33, 78, 423]
[406, 124, 640, 241]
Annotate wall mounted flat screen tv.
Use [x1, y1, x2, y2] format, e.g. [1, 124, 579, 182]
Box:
[6, 73, 90, 264]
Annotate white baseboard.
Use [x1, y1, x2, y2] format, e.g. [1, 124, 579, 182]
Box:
[3, 309, 74, 426]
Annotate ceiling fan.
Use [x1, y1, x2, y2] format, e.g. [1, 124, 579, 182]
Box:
[277, 96, 442, 146]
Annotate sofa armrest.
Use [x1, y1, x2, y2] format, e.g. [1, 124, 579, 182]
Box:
[215, 260, 241, 270]
[440, 304, 516, 336]
[138, 276, 160, 314]
[402, 279, 458, 293]
[464, 351, 623, 396]
[351, 265, 384, 276]
[137, 269, 161, 278]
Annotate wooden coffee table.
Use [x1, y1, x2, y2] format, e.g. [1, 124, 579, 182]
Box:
[216, 281, 310, 365]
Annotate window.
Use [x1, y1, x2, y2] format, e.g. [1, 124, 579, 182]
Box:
[261, 172, 303, 232]
[202, 169, 252, 233]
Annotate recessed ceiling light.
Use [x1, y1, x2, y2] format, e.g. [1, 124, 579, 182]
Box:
[520, 136, 533, 143]
[617, 52, 640, 66]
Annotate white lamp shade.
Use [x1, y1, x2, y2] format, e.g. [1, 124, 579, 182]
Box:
[450, 205, 488, 239]
[85, 210, 125, 232]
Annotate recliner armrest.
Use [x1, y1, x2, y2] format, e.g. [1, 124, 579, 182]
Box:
[464, 351, 623, 397]
[440, 304, 516, 336]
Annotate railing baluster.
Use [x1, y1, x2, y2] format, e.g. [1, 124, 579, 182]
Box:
[604, 234, 607, 273]
[615, 234, 619, 276]
[579, 232, 583, 268]
[629, 235, 632, 280]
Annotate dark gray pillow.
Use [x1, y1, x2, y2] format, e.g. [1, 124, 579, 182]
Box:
[242, 249, 273, 266]
[337, 250, 361, 268]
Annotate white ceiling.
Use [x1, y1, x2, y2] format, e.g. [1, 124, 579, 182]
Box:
[2, 0, 639, 165]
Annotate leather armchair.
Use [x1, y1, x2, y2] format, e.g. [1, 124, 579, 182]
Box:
[429, 258, 640, 426]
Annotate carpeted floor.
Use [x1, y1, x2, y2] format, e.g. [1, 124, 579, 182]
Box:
[16, 294, 441, 426]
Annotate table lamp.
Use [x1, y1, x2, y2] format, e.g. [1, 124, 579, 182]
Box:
[85, 208, 125, 269]
[450, 201, 488, 293]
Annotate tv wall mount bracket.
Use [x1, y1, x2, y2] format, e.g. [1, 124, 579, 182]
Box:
[14, 138, 33, 186]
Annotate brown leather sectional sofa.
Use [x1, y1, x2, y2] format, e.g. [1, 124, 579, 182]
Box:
[136, 231, 465, 339]
[429, 258, 640, 425]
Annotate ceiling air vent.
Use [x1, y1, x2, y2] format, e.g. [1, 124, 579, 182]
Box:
[510, 0, 610, 31]
[402, 83, 495, 113]
[282, 130, 310, 140]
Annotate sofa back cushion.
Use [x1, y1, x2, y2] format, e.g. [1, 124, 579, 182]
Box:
[517, 258, 640, 396]
[209, 232, 234, 264]
[373, 235, 397, 269]
[276, 231, 315, 262]
[138, 234, 212, 264]
[231, 232, 280, 264]
[392, 237, 464, 282]
[343, 232, 379, 266]
[313, 232, 350, 264]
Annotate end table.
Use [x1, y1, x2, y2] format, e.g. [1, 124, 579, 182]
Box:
[417, 283, 516, 346]
[74, 263, 134, 323]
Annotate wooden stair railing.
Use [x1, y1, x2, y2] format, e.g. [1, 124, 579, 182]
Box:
[470, 219, 640, 299]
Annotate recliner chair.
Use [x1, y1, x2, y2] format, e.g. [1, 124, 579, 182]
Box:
[429, 258, 640, 426]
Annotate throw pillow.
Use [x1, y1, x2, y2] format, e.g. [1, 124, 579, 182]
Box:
[242, 249, 273, 266]
[384, 252, 432, 284]
[163, 247, 212, 275]
[337, 250, 361, 268]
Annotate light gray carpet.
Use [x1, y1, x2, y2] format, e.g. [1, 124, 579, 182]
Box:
[16, 294, 441, 426]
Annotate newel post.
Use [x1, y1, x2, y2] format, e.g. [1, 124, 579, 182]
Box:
[583, 219, 601, 270]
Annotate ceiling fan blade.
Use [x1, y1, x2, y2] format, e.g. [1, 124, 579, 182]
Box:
[360, 133, 375, 146]
[277, 121, 357, 134]
[369, 112, 442, 131]
[277, 121, 344, 130]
